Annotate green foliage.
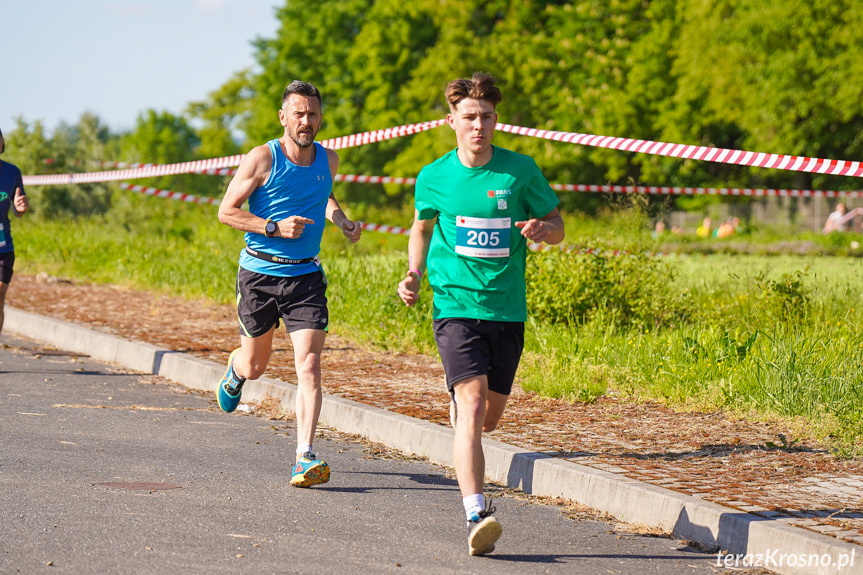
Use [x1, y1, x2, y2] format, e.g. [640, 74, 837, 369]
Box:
[5, 115, 114, 218]
[525, 248, 690, 329]
[753, 271, 812, 322]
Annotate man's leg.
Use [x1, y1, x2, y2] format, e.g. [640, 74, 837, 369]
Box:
[0, 282, 8, 335]
[452, 376, 488, 497]
[453, 375, 505, 555]
[234, 326, 275, 380]
[288, 328, 330, 487]
[218, 326, 275, 413]
[452, 378, 510, 494]
[288, 328, 326, 449]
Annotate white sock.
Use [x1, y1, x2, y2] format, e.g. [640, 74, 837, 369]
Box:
[463, 493, 485, 521]
[296, 444, 312, 457]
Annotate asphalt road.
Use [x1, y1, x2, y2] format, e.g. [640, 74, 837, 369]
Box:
[0, 334, 734, 575]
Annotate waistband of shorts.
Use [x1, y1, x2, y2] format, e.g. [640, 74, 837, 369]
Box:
[245, 246, 319, 266]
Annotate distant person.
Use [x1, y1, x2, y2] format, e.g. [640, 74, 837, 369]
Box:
[0, 127, 30, 335]
[695, 217, 712, 239]
[716, 217, 737, 238]
[217, 80, 361, 488]
[397, 73, 565, 556]
[652, 220, 666, 239]
[823, 203, 855, 234]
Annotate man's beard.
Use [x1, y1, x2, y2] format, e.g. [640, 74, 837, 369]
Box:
[289, 128, 316, 148]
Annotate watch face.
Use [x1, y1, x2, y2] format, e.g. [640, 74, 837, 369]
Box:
[266, 221, 277, 236]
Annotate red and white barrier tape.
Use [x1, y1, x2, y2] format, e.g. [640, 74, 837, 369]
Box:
[320, 119, 445, 150]
[23, 156, 245, 186]
[117, 181, 634, 255]
[94, 161, 157, 169]
[118, 182, 220, 205]
[22, 120, 446, 186]
[551, 183, 863, 198]
[192, 169, 419, 187]
[498, 123, 863, 178]
[26, 118, 863, 186]
[192, 171, 862, 197]
[358, 222, 410, 236]
[194, 168, 236, 176]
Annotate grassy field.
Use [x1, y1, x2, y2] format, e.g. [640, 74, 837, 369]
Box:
[12, 189, 863, 455]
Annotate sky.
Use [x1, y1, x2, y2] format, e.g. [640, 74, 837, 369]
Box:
[0, 0, 280, 134]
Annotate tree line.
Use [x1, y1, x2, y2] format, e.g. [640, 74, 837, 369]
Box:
[6, 0, 862, 218]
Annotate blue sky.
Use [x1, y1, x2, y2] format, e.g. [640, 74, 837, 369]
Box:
[1, 0, 280, 134]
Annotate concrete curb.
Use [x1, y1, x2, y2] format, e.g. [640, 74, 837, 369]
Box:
[6, 305, 860, 575]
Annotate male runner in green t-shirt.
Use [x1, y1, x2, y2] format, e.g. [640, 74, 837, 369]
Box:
[398, 72, 565, 556]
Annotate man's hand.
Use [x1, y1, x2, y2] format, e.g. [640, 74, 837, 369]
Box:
[13, 189, 28, 215]
[279, 216, 315, 238]
[398, 270, 422, 307]
[515, 218, 550, 243]
[340, 219, 362, 243]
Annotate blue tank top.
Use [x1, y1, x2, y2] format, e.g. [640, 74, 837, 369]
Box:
[239, 140, 332, 277]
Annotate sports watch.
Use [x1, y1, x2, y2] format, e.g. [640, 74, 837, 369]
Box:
[264, 219, 277, 238]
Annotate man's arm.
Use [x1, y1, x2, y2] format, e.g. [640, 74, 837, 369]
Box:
[514, 207, 565, 245]
[323, 147, 361, 243]
[398, 211, 436, 307]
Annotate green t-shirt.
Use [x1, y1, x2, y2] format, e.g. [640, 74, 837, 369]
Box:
[415, 146, 559, 321]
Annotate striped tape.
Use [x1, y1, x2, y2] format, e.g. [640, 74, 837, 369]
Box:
[24, 118, 863, 187]
[116, 181, 631, 255]
[192, 169, 419, 186]
[118, 182, 219, 205]
[497, 123, 863, 178]
[551, 183, 863, 198]
[21, 119, 446, 186]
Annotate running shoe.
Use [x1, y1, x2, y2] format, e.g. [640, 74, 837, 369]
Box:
[467, 499, 502, 556]
[290, 452, 330, 488]
[217, 348, 245, 413]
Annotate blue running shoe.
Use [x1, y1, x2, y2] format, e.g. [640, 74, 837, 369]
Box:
[467, 499, 501, 556]
[290, 452, 330, 488]
[217, 348, 245, 413]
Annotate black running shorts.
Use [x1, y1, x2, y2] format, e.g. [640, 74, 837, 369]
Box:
[433, 318, 525, 396]
[0, 252, 14, 284]
[235, 267, 328, 338]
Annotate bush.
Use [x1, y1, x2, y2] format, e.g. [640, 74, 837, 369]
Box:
[525, 247, 692, 329]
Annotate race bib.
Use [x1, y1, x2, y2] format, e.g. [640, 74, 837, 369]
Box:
[455, 216, 510, 258]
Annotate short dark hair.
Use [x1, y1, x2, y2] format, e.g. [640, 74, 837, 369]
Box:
[445, 72, 502, 110]
[282, 80, 322, 108]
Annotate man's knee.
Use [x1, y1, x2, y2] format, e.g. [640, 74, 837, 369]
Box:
[236, 351, 269, 379]
[295, 353, 322, 382]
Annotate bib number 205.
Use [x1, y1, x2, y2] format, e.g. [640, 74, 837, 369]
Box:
[455, 216, 510, 258]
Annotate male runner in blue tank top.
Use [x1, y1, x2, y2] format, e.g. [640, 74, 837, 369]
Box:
[217, 81, 361, 488]
[0, 127, 30, 335]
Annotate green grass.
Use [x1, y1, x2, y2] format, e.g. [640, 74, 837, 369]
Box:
[12, 189, 863, 455]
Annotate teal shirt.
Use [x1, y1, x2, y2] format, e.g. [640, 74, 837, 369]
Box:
[415, 146, 559, 321]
